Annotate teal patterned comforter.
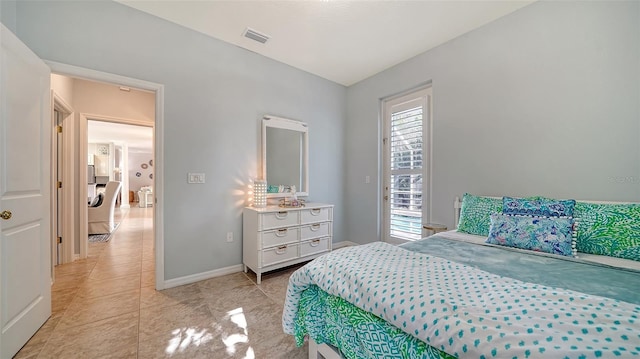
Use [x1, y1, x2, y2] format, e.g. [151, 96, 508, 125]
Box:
[283, 241, 640, 358]
[295, 285, 454, 359]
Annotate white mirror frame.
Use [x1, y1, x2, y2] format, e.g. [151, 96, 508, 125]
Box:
[262, 115, 309, 197]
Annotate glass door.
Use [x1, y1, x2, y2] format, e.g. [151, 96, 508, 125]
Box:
[382, 87, 432, 242]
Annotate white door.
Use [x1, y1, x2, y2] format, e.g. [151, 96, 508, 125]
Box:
[382, 87, 432, 243]
[0, 24, 52, 358]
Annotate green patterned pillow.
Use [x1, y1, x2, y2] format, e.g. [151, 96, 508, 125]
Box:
[574, 202, 640, 261]
[457, 193, 502, 236]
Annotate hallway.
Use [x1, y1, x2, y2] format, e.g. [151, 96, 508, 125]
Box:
[16, 207, 154, 358]
[14, 206, 307, 359]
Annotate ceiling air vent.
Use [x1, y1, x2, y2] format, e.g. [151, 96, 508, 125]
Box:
[243, 27, 270, 44]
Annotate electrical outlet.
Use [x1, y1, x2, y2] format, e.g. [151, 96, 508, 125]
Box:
[365, 175, 371, 184]
[226, 232, 233, 242]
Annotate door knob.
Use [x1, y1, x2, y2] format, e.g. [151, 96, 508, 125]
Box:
[1, 210, 11, 220]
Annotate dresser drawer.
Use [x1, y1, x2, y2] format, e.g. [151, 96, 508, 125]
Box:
[260, 210, 299, 230]
[262, 227, 299, 248]
[262, 243, 298, 266]
[300, 237, 330, 257]
[300, 222, 330, 241]
[301, 207, 331, 224]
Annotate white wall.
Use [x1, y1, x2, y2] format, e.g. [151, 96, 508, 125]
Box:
[72, 78, 155, 123]
[129, 152, 154, 195]
[51, 74, 74, 105]
[345, 1, 640, 244]
[13, 1, 346, 281]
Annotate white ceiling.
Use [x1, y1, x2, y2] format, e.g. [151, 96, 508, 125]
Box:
[88, 121, 153, 153]
[116, 0, 533, 86]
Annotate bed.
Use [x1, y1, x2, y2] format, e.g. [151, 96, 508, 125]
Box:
[282, 195, 640, 358]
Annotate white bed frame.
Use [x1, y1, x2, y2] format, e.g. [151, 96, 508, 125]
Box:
[307, 195, 638, 359]
[309, 338, 342, 359]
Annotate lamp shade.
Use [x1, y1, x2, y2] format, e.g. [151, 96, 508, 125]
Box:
[253, 180, 267, 208]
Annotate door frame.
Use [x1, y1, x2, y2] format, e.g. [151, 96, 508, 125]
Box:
[45, 61, 166, 290]
[51, 92, 75, 267]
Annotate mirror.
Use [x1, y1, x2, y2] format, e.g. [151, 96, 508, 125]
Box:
[262, 115, 308, 197]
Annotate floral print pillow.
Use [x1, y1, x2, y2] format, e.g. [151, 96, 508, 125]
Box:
[457, 193, 502, 236]
[502, 196, 576, 218]
[486, 213, 576, 257]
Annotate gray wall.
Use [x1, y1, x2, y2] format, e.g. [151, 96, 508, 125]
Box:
[12, 1, 346, 280]
[7, 0, 639, 276]
[345, 1, 640, 244]
[0, 0, 16, 32]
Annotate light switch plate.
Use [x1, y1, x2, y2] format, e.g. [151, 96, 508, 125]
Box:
[188, 173, 205, 184]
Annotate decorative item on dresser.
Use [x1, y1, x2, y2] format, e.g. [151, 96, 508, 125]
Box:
[252, 179, 267, 208]
[243, 203, 333, 284]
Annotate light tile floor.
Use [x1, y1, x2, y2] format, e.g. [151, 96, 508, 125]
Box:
[15, 207, 307, 359]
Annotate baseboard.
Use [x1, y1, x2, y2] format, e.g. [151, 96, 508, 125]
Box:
[163, 264, 243, 289]
[163, 243, 357, 289]
[332, 241, 358, 249]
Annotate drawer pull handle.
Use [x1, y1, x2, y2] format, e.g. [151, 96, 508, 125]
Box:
[310, 208, 322, 216]
[309, 239, 321, 247]
[275, 228, 288, 237]
[275, 211, 288, 219]
[310, 224, 321, 231]
[275, 245, 288, 254]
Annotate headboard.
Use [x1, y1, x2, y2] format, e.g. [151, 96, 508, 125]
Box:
[453, 196, 637, 228]
[453, 196, 462, 227]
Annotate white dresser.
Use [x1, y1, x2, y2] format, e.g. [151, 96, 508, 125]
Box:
[243, 203, 333, 284]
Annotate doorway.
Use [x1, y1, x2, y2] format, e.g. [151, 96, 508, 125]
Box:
[48, 62, 165, 290]
[382, 86, 432, 244]
[86, 120, 154, 209]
